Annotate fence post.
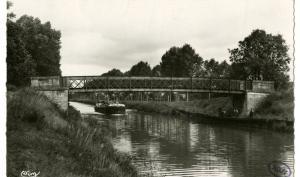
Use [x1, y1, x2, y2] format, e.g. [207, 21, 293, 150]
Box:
[228, 79, 231, 93]
[107, 77, 109, 90]
[209, 77, 212, 100]
[191, 77, 193, 90]
[171, 77, 173, 90]
[186, 92, 189, 102]
[65, 77, 70, 88]
[59, 76, 62, 87]
[210, 77, 212, 91]
[84, 76, 87, 90]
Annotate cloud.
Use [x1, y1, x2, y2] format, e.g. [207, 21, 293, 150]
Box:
[11, 0, 294, 76]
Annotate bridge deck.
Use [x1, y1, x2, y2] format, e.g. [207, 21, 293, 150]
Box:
[68, 88, 245, 94]
[30, 76, 275, 94]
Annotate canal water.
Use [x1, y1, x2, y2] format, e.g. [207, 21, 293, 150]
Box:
[69, 101, 294, 177]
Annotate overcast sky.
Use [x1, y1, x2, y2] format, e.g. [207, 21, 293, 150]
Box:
[11, 0, 294, 77]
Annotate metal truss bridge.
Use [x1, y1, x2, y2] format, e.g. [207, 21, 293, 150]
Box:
[47, 76, 275, 94]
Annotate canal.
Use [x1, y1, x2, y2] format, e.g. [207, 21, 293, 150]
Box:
[69, 101, 294, 177]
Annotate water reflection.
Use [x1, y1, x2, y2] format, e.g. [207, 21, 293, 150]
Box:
[69, 102, 294, 177]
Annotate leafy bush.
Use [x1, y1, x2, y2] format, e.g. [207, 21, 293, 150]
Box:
[255, 87, 294, 121]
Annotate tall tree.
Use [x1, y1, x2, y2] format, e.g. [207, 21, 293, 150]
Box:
[16, 15, 62, 76]
[203, 58, 219, 77]
[101, 68, 123, 76]
[217, 60, 231, 78]
[128, 61, 152, 76]
[7, 2, 62, 87]
[160, 44, 203, 77]
[7, 2, 36, 87]
[229, 29, 291, 88]
[202, 59, 230, 78]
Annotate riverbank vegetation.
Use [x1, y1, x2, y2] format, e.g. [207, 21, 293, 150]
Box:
[254, 85, 294, 121]
[124, 97, 233, 117]
[7, 89, 138, 177]
[124, 88, 294, 122]
[123, 93, 293, 132]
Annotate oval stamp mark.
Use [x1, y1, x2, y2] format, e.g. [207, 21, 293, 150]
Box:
[268, 161, 291, 177]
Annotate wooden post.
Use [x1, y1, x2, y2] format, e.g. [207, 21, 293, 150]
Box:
[171, 77, 173, 90]
[65, 77, 70, 88]
[84, 76, 87, 90]
[59, 76, 62, 87]
[210, 77, 212, 91]
[139, 92, 141, 102]
[186, 92, 189, 102]
[228, 79, 231, 93]
[106, 77, 109, 90]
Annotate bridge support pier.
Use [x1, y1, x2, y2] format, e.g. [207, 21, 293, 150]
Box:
[31, 76, 69, 112]
[239, 92, 269, 117]
[37, 88, 69, 112]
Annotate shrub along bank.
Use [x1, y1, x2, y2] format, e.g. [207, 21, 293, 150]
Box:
[254, 86, 294, 121]
[7, 89, 138, 177]
[124, 97, 233, 117]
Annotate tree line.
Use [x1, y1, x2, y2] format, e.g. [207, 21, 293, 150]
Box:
[102, 47, 232, 78]
[7, 2, 291, 89]
[101, 29, 291, 89]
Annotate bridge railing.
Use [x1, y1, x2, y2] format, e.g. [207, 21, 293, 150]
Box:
[251, 80, 275, 93]
[59, 76, 267, 92]
[31, 76, 62, 89]
[31, 76, 274, 93]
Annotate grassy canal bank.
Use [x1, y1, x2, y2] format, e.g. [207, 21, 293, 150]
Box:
[70, 88, 293, 132]
[123, 89, 293, 132]
[7, 89, 138, 177]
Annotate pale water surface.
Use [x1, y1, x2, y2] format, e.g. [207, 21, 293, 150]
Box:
[69, 101, 294, 177]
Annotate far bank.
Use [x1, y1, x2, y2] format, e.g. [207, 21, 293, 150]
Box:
[70, 88, 294, 133]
